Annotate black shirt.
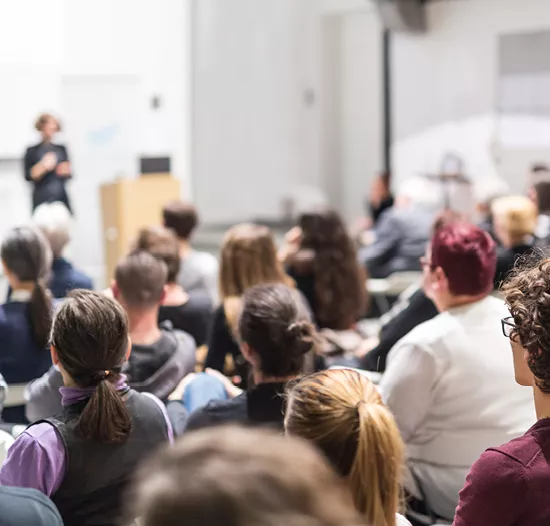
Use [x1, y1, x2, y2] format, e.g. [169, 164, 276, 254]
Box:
[24, 142, 72, 212]
[204, 304, 250, 387]
[184, 382, 287, 432]
[158, 291, 212, 346]
[494, 243, 535, 288]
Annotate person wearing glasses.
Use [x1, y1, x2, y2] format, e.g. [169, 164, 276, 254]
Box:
[454, 258, 550, 525]
[378, 222, 534, 521]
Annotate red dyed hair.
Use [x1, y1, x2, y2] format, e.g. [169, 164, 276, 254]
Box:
[430, 222, 496, 296]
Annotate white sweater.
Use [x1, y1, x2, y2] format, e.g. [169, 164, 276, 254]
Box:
[380, 295, 535, 519]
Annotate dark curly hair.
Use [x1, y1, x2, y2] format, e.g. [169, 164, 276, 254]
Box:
[503, 253, 550, 394]
[289, 209, 367, 330]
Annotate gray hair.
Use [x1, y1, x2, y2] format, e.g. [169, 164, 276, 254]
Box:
[32, 202, 72, 257]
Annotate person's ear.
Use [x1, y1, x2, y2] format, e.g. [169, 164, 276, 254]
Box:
[111, 281, 120, 300]
[51, 345, 60, 366]
[432, 267, 448, 291]
[240, 342, 255, 366]
[160, 285, 167, 305]
[125, 338, 132, 361]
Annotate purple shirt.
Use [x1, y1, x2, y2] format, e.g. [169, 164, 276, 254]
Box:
[0, 376, 173, 496]
[454, 418, 550, 526]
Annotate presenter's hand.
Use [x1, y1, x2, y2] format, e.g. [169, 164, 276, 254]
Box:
[56, 162, 71, 177]
[41, 152, 57, 171]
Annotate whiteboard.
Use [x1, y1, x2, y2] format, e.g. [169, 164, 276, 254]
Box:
[0, 65, 61, 158]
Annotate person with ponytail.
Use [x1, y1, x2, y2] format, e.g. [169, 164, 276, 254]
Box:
[285, 369, 411, 526]
[0, 290, 172, 526]
[171, 283, 316, 432]
[0, 226, 53, 423]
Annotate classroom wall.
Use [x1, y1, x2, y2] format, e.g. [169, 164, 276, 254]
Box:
[192, 0, 382, 224]
[391, 0, 550, 191]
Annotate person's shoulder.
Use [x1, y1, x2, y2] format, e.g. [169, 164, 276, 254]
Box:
[395, 311, 451, 349]
[187, 290, 213, 312]
[186, 393, 248, 430]
[490, 424, 548, 467]
[0, 486, 63, 525]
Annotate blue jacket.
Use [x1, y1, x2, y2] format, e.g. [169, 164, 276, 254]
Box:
[50, 258, 93, 299]
[0, 302, 52, 385]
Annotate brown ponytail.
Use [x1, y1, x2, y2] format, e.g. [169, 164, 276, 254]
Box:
[77, 375, 132, 443]
[1, 226, 53, 349]
[29, 281, 52, 349]
[51, 290, 132, 444]
[286, 369, 404, 526]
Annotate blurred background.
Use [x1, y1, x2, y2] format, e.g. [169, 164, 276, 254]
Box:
[2, 0, 549, 287]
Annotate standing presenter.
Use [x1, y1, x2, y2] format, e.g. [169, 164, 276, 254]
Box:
[24, 113, 72, 214]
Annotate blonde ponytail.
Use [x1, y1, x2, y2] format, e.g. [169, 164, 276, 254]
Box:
[285, 369, 404, 526]
[351, 401, 403, 526]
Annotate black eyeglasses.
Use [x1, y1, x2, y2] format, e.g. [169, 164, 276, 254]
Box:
[501, 316, 517, 338]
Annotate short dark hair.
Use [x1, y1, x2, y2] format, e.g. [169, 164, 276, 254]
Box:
[430, 223, 496, 296]
[51, 290, 131, 443]
[163, 201, 198, 240]
[115, 251, 167, 309]
[503, 256, 550, 394]
[129, 426, 362, 526]
[238, 283, 316, 377]
[135, 226, 180, 283]
[534, 182, 550, 213]
[531, 163, 550, 174]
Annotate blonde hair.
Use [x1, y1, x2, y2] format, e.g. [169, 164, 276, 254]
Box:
[35, 113, 61, 132]
[285, 369, 404, 526]
[492, 195, 537, 242]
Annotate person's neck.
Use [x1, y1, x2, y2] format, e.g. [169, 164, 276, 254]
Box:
[433, 292, 488, 313]
[163, 283, 188, 306]
[252, 371, 298, 386]
[533, 387, 550, 421]
[127, 308, 162, 345]
[10, 281, 35, 293]
[179, 240, 192, 258]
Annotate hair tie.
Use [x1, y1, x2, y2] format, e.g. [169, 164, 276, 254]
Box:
[96, 370, 111, 381]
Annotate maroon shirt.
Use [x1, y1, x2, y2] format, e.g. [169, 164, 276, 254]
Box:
[453, 418, 550, 526]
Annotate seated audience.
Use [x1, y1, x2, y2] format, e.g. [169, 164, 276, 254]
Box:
[286, 369, 411, 526]
[0, 226, 53, 423]
[359, 211, 460, 372]
[25, 251, 196, 421]
[33, 201, 93, 297]
[172, 283, 315, 433]
[128, 426, 363, 526]
[281, 208, 367, 329]
[368, 171, 395, 225]
[492, 195, 537, 286]
[0, 290, 172, 526]
[136, 226, 212, 346]
[530, 181, 550, 245]
[360, 176, 438, 278]
[379, 223, 535, 520]
[0, 486, 63, 526]
[473, 177, 510, 242]
[204, 224, 294, 386]
[162, 200, 219, 304]
[454, 257, 550, 525]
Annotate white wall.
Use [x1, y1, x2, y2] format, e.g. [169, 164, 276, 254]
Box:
[391, 0, 550, 192]
[192, 0, 382, 225]
[0, 0, 192, 286]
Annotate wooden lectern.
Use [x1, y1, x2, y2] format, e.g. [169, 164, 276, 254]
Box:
[100, 175, 181, 285]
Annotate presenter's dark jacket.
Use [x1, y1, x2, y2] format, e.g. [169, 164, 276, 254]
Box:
[24, 143, 72, 213]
